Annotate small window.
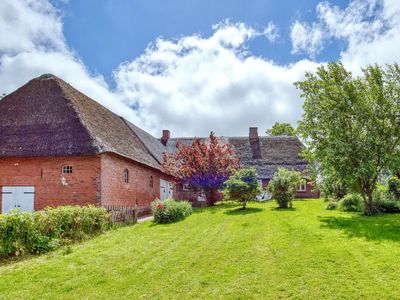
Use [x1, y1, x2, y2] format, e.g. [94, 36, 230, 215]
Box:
[62, 165, 73, 174]
[149, 176, 153, 188]
[297, 179, 307, 192]
[124, 169, 129, 183]
[183, 183, 190, 191]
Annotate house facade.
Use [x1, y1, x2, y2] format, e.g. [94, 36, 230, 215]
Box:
[0, 74, 173, 215]
[0, 74, 317, 215]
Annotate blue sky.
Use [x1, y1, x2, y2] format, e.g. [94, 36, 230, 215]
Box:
[0, 0, 398, 136]
[57, 0, 348, 86]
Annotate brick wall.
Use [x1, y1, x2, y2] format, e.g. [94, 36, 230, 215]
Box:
[0, 156, 101, 212]
[100, 153, 173, 216]
[0, 154, 176, 215]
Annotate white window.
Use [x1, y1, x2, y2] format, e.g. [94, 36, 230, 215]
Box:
[62, 165, 73, 174]
[257, 179, 263, 188]
[297, 179, 307, 192]
[183, 183, 190, 191]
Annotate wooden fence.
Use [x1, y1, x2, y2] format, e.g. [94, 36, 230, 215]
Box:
[102, 205, 138, 225]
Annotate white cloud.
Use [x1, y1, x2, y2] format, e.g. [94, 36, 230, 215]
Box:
[0, 3, 312, 137]
[290, 21, 325, 58]
[0, 0, 137, 121]
[264, 22, 279, 42]
[113, 20, 318, 136]
[290, 0, 400, 73]
[3, 0, 399, 138]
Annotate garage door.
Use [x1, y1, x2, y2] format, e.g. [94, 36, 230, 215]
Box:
[1, 186, 35, 214]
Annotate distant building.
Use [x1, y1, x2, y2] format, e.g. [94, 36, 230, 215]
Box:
[163, 128, 319, 206]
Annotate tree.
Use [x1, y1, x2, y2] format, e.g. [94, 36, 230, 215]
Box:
[163, 132, 240, 206]
[267, 168, 301, 208]
[223, 168, 261, 209]
[296, 62, 400, 215]
[266, 122, 296, 136]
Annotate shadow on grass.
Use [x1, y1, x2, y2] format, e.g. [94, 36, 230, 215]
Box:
[272, 207, 297, 211]
[319, 214, 400, 242]
[0, 253, 39, 267]
[192, 202, 238, 214]
[224, 207, 264, 215]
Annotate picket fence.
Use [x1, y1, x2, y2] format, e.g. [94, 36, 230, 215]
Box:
[102, 205, 138, 225]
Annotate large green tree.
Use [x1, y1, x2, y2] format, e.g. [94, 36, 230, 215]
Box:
[296, 62, 400, 215]
[266, 122, 296, 136]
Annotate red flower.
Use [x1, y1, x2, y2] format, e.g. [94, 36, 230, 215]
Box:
[156, 203, 165, 210]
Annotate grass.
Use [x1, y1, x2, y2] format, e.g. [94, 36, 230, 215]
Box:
[1, 200, 400, 299]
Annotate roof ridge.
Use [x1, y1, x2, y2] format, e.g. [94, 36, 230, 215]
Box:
[120, 117, 163, 165]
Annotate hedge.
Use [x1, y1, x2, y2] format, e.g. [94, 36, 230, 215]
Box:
[0, 205, 109, 259]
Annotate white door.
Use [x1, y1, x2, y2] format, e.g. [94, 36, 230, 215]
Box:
[160, 179, 167, 200]
[167, 182, 174, 198]
[1, 186, 35, 214]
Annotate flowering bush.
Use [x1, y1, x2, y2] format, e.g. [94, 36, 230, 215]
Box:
[163, 132, 240, 206]
[0, 205, 109, 259]
[151, 199, 192, 224]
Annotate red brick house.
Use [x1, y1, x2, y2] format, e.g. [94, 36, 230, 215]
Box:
[162, 128, 319, 205]
[0, 74, 174, 215]
[0, 74, 317, 214]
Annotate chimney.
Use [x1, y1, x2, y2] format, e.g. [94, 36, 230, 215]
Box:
[161, 129, 170, 146]
[249, 127, 261, 159]
[249, 127, 259, 141]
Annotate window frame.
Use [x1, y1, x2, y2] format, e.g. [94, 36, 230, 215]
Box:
[124, 169, 129, 184]
[62, 165, 73, 174]
[297, 179, 307, 192]
[149, 176, 154, 188]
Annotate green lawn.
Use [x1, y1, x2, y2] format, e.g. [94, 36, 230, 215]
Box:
[1, 200, 400, 299]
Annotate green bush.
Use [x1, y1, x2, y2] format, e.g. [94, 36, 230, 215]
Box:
[151, 199, 192, 224]
[337, 194, 363, 212]
[0, 205, 109, 259]
[373, 198, 400, 213]
[267, 168, 301, 209]
[325, 200, 338, 210]
[223, 168, 261, 209]
[387, 176, 400, 200]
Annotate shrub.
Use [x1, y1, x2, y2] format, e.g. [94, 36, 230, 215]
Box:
[337, 194, 363, 212]
[319, 176, 347, 200]
[267, 168, 301, 209]
[373, 198, 400, 213]
[387, 176, 400, 200]
[151, 199, 192, 224]
[325, 200, 338, 210]
[0, 205, 109, 259]
[223, 168, 261, 209]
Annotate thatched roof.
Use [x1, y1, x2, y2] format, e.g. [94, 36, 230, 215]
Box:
[165, 136, 308, 179]
[0, 74, 164, 171]
[1, 74, 308, 177]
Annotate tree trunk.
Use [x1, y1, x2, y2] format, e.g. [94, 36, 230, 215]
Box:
[242, 201, 247, 209]
[205, 189, 218, 206]
[363, 190, 377, 216]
